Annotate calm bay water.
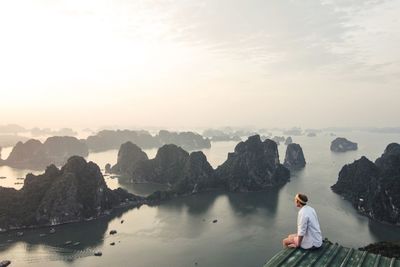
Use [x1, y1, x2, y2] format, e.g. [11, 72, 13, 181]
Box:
[1, 132, 400, 266]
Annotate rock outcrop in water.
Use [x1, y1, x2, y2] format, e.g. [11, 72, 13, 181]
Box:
[113, 135, 290, 194]
[85, 129, 211, 152]
[174, 151, 218, 194]
[110, 142, 148, 176]
[330, 137, 358, 152]
[0, 136, 89, 169]
[284, 143, 306, 169]
[216, 135, 290, 191]
[132, 144, 190, 184]
[115, 144, 218, 194]
[105, 163, 111, 173]
[85, 130, 159, 152]
[284, 137, 293, 145]
[0, 156, 143, 230]
[331, 143, 400, 224]
[158, 130, 211, 151]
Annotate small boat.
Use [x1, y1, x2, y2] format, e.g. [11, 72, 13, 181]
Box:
[94, 251, 102, 256]
[109, 230, 117, 235]
[73, 242, 80, 246]
[39, 233, 46, 237]
[49, 228, 56, 234]
[64, 241, 72, 245]
[16, 232, 24, 237]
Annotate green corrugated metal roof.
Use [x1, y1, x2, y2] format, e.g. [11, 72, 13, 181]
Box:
[264, 241, 400, 267]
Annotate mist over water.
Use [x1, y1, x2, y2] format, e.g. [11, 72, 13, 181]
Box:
[1, 130, 399, 267]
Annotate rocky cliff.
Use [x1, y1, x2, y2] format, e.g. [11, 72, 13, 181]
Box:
[0, 156, 143, 230]
[284, 143, 306, 169]
[174, 151, 219, 194]
[331, 143, 400, 224]
[112, 135, 291, 194]
[215, 135, 290, 192]
[3, 136, 89, 169]
[129, 144, 189, 185]
[110, 142, 148, 176]
[284, 137, 293, 145]
[114, 143, 220, 194]
[330, 137, 358, 152]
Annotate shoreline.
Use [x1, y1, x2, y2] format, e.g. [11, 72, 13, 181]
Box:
[0, 200, 144, 234]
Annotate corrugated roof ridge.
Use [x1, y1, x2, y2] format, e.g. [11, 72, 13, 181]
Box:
[340, 248, 354, 267]
[374, 254, 382, 267]
[269, 247, 297, 266]
[309, 243, 332, 267]
[264, 241, 400, 267]
[266, 249, 291, 266]
[389, 257, 396, 267]
[355, 251, 368, 267]
[285, 249, 311, 267]
[325, 244, 342, 266]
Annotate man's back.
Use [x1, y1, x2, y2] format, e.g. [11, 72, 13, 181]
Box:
[297, 205, 322, 249]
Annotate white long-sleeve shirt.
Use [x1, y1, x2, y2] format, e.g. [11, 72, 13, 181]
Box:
[297, 205, 322, 249]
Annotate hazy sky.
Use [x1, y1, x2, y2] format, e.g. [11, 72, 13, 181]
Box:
[1, 0, 399, 129]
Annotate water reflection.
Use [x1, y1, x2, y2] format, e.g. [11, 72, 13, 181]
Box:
[226, 189, 280, 216]
[368, 220, 400, 242]
[160, 191, 222, 215]
[117, 180, 169, 197]
[0, 206, 135, 262]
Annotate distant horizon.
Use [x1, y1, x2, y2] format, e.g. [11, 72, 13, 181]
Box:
[1, 123, 400, 133]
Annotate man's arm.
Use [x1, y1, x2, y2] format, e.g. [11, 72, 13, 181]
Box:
[297, 211, 308, 247]
[297, 235, 303, 247]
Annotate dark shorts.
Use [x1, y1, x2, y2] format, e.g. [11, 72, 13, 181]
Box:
[303, 245, 321, 251]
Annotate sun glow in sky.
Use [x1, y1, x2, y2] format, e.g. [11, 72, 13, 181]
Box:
[1, 0, 399, 129]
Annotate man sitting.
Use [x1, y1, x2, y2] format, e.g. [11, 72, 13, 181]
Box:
[282, 193, 322, 249]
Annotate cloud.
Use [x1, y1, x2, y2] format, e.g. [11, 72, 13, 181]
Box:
[0, 0, 399, 128]
[150, 0, 400, 81]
